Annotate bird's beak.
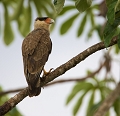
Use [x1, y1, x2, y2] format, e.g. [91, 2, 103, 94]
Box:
[45, 18, 54, 24]
[50, 19, 54, 24]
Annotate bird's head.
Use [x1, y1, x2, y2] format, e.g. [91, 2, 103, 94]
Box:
[34, 17, 54, 31]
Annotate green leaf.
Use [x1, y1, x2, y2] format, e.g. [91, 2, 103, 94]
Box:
[66, 82, 93, 105]
[3, 4, 14, 45]
[53, 0, 65, 14]
[89, 101, 102, 115]
[117, 32, 120, 48]
[94, 25, 103, 40]
[33, 0, 42, 16]
[17, 4, 31, 36]
[6, 107, 22, 116]
[86, 70, 92, 75]
[86, 91, 95, 116]
[44, 1, 56, 18]
[42, 4, 52, 17]
[114, 44, 120, 53]
[77, 14, 87, 37]
[113, 97, 120, 115]
[33, 0, 55, 17]
[75, 0, 92, 13]
[89, 10, 95, 26]
[103, 17, 120, 47]
[99, 87, 106, 100]
[106, 0, 118, 24]
[87, 26, 95, 38]
[115, 10, 120, 19]
[104, 0, 120, 47]
[113, 27, 120, 52]
[115, 0, 120, 12]
[104, 26, 117, 47]
[10, 0, 24, 20]
[59, 5, 75, 16]
[73, 90, 89, 116]
[100, 86, 112, 98]
[106, 112, 110, 116]
[60, 13, 79, 35]
[41, 1, 55, 18]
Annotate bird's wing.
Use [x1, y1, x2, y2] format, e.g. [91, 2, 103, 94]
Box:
[22, 28, 52, 75]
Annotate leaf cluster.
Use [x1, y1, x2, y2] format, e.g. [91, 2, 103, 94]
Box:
[103, 0, 120, 48]
[66, 75, 118, 116]
[54, 0, 98, 39]
[1, 0, 55, 45]
[54, 0, 120, 52]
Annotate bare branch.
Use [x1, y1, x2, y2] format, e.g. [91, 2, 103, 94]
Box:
[0, 59, 105, 96]
[46, 60, 105, 86]
[94, 82, 120, 116]
[0, 88, 28, 115]
[0, 37, 117, 115]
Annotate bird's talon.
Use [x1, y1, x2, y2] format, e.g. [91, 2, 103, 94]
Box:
[42, 68, 53, 77]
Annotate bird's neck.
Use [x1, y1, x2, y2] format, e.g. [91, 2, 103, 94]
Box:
[34, 24, 50, 32]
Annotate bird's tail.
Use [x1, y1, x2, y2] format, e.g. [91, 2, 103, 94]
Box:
[28, 86, 41, 97]
[27, 73, 41, 97]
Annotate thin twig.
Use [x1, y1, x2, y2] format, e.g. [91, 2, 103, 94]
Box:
[0, 37, 118, 115]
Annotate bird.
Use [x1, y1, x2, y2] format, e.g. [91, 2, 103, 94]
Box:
[22, 17, 54, 97]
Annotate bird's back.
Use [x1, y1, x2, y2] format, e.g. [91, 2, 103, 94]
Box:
[22, 28, 52, 97]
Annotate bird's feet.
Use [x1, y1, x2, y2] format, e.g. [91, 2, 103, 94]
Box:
[41, 68, 53, 89]
[42, 68, 53, 78]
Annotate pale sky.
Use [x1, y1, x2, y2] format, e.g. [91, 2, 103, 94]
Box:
[0, 1, 120, 116]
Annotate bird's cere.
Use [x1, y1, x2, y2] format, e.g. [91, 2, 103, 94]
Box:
[45, 18, 54, 24]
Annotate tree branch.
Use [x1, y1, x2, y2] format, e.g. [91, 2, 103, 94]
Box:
[0, 37, 117, 115]
[94, 82, 120, 116]
[46, 60, 105, 86]
[0, 88, 28, 115]
[0, 60, 105, 96]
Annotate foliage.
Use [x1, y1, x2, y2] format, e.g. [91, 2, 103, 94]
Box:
[3, 1, 14, 45]
[55, 0, 120, 50]
[56, 0, 98, 39]
[113, 96, 120, 115]
[1, 0, 120, 49]
[0, 86, 22, 116]
[103, 0, 120, 47]
[66, 74, 117, 116]
[75, 0, 92, 13]
[0, 0, 56, 45]
[0, 0, 120, 115]
[54, 0, 65, 14]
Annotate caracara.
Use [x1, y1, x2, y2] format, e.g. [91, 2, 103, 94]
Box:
[22, 17, 54, 97]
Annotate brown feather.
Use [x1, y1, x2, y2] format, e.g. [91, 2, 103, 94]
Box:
[22, 28, 52, 97]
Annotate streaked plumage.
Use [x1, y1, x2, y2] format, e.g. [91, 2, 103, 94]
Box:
[22, 17, 54, 97]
